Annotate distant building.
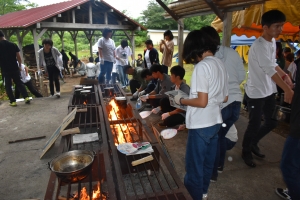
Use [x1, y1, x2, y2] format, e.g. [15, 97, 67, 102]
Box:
[147, 29, 190, 46]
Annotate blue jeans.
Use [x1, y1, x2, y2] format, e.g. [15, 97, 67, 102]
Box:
[280, 136, 300, 200]
[184, 124, 221, 199]
[98, 61, 113, 84]
[117, 65, 127, 87]
[212, 101, 241, 178]
[226, 138, 236, 151]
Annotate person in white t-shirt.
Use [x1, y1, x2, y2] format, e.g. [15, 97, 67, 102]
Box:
[200, 26, 245, 182]
[97, 28, 116, 84]
[15, 63, 43, 99]
[242, 10, 294, 168]
[173, 30, 228, 200]
[115, 39, 134, 87]
[288, 50, 300, 82]
[86, 57, 97, 79]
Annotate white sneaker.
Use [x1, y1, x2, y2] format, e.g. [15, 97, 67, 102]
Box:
[55, 92, 60, 98]
[202, 194, 208, 200]
[49, 95, 53, 97]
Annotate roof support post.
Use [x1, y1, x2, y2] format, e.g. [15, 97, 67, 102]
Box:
[72, 10, 76, 23]
[16, 29, 29, 63]
[178, 18, 184, 67]
[46, 31, 53, 40]
[32, 28, 47, 96]
[131, 31, 135, 61]
[56, 31, 65, 49]
[69, 31, 78, 57]
[222, 12, 232, 47]
[89, 2, 93, 24]
[5, 30, 15, 41]
[104, 12, 108, 25]
[84, 30, 95, 57]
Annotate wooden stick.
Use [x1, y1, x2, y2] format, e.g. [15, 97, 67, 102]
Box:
[77, 108, 87, 112]
[60, 127, 80, 136]
[131, 155, 153, 166]
[8, 136, 46, 144]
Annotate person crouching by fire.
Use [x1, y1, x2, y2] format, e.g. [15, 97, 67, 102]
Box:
[157, 65, 190, 128]
[123, 65, 148, 101]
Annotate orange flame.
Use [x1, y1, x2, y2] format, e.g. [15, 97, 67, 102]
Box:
[92, 182, 101, 199]
[73, 181, 105, 200]
[108, 99, 127, 145]
[108, 99, 135, 146]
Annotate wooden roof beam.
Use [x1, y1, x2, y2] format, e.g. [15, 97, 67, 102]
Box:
[155, 0, 183, 28]
[203, 0, 224, 21]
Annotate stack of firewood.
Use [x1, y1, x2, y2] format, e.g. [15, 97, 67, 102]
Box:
[23, 44, 42, 67]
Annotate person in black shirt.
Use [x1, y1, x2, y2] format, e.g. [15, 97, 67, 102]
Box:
[276, 59, 300, 200]
[61, 49, 70, 75]
[0, 30, 30, 106]
[69, 51, 78, 72]
[94, 52, 99, 64]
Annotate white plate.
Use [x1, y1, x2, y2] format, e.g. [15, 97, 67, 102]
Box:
[74, 85, 83, 88]
[160, 129, 177, 139]
[139, 111, 152, 119]
[83, 86, 92, 89]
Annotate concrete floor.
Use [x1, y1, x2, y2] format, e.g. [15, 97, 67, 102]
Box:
[0, 78, 287, 199]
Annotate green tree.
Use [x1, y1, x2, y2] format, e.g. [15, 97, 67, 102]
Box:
[184, 14, 216, 30]
[0, 0, 37, 15]
[141, 0, 177, 30]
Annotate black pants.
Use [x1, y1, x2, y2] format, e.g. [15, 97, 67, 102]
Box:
[63, 61, 70, 74]
[145, 82, 156, 94]
[15, 80, 43, 99]
[242, 93, 277, 153]
[160, 97, 185, 127]
[129, 79, 141, 94]
[3, 71, 28, 103]
[47, 66, 60, 95]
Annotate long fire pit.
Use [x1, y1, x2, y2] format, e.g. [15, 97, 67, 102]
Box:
[45, 82, 191, 200]
[98, 84, 191, 199]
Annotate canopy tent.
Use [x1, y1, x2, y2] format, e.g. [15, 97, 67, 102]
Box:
[230, 34, 256, 46]
[230, 34, 255, 64]
[211, 0, 300, 41]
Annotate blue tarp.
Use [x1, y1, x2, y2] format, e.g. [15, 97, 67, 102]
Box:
[230, 34, 256, 46]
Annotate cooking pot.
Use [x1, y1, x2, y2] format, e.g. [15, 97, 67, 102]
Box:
[49, 150, 95, 183]
[104, 87, 114, 97]
[272, 105, 291, 123]
[115, 96, 127, 108]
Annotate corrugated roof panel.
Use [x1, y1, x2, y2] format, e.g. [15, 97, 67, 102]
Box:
[0, 0, 88, 28]
[0, 0, 146, 30]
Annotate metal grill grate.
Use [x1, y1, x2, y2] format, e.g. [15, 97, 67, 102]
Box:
[45, 106, 119, 200]
[68, 84, 100, 108]
[98, 84, 126, 98]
